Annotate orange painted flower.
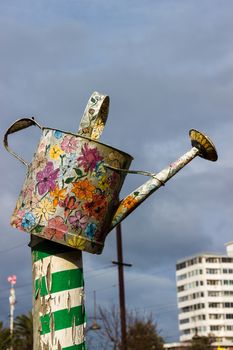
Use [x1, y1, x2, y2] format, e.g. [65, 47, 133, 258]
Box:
[121, 195, 138, 210]
[50, 186, 67, 207]
[82, 193, 108, 220]
[72, 179, 95, 202]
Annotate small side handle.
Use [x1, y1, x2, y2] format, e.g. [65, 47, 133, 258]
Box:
[3, 117, 42, 167]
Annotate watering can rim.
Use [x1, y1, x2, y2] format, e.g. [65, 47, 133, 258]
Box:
[42, 125, 134, 161]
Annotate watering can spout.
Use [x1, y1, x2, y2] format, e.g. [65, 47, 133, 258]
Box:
[108, 129, 218, 233]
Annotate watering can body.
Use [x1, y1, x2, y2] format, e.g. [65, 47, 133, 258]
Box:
[4, 92, 218, 254]
[4, 92, 134, 254]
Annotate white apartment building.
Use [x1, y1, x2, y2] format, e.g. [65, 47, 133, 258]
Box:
[176, 242, 233, 344]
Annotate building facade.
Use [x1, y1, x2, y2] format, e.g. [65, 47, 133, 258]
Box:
[176, 242, 233, 344]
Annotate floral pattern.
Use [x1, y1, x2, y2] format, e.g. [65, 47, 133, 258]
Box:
[11, 126, 133, 254]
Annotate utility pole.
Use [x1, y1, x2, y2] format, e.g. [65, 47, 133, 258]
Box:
[112, 223, 132, 350]
[30, 237, 85, 350]
[8, 275, 16, 350]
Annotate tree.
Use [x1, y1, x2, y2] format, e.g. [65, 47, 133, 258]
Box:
[188, 334, 214, 350]
[127, 316, 164, 350]
[13, 312, 33, 350]
[0, 322, 11, 350]
[87, 305, 164, 350]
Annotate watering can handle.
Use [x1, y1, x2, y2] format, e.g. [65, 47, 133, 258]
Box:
[3, 117, 42, 167]
[77, 91, 109, 140]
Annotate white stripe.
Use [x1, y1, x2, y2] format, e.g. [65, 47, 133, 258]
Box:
[34, 252, 82, 280]
[40, 287, 84, 314]
[40, 324, 86, 349]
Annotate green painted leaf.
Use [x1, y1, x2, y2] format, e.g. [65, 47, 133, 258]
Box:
[34, 225, 44, 233]
[133, 191, 139, 196]
[91, 97, 96, 103]
[74, 168, 83, 177]
[65, 177, 75, 184]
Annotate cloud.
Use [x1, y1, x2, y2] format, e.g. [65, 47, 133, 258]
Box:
[1, 0, 233, 343]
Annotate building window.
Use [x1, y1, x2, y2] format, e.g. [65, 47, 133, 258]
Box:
[207, 280, 221, 285]
[209, 314, 222, 319]
[180, 318, 189, 324]
[222, 257, 233, 263]
[176, 262, 186, 270]
[223, 280, 233, 285]
[206, 257, 219, 263]
[226, 314, 233, 319]
[223, 302, 233, 308]
[208, 291, 220, 297]
[177, 273, 187, 281]
[209, 303, 221, 308]
[210, 325, 220, 331]
[206, 268, 220, 274]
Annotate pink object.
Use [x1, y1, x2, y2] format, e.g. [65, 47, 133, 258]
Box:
[8, 275, 17, 285]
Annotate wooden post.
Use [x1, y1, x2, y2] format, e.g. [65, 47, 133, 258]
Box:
[30, 236, 86, 350]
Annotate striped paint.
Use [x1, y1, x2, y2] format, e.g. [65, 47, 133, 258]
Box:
[31, 239, 86, 350]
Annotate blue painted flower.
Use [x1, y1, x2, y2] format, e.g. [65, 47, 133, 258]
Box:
[54, 130, 63, 139]
[22, 212, 36, 230]
[84, 223, 97, 239]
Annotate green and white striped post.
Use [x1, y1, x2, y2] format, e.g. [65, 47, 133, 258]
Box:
[31, 236, 86, 350]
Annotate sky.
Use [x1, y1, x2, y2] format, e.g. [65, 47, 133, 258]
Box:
[1, 0, 233, 345]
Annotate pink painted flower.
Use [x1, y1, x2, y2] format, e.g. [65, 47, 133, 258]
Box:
[36, 162, 59, 196]
[61, 135, 78, 153]
[68, 210, 89, 229]
[44, 216, 68, 240]
[59, 196, 79, 218]
[78, 143, 103, 172]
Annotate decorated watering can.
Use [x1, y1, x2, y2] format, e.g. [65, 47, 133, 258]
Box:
[4, 91, 218, 254]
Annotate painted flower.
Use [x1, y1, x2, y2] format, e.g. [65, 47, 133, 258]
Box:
[78, 143, 103, 173]
[31, 151, 47, 171]
[54, 130, 63, 139]
[59, 153, 77, 177]
[97, 174, 109, 192]
[108, 151, 121, 167]
[59, 196, 79, 218]
[68, 210, 89, 229]
[61, 135, 78, 153]
[82, 193, 107, 220]
[11, 210, 25, 230]
[36, 162, 59, 196]
[49, 144, 64, 160]
[38, 141, 46, 153]
[21, 180, 34, 200]
[33, 198, 56, 221]
[91, 119, 105, 140]
[67, 235, 86, 250]
[44, 216, 68, 240]
[50, 186, 67, 207]
[85, 223, 97, 239]
[121, 195, 138, 210]
[21, 212, 36, 230]
[24, 197, 40, 212]
[72, 179, 95, 202]
[93, 161, 107, 179]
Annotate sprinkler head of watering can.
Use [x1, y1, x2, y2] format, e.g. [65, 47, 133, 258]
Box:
[189, 129, 218, 161]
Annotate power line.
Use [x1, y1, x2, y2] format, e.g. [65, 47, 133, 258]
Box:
[0, 243, 25, 255]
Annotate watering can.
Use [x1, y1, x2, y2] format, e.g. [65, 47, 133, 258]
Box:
[4, 91, 218, 254]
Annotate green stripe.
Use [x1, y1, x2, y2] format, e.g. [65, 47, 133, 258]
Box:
[40, 305, 85, 335]
[35, 269, 84, 297]
[63, 343, 86, 350]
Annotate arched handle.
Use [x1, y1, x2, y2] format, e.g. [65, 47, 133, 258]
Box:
[3, 117, 42, 167]
[77, 91, 109, 140]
